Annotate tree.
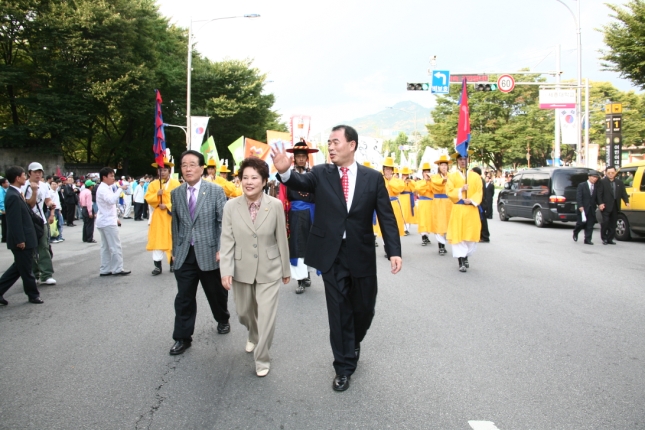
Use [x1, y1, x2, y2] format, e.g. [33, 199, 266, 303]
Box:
[0, 0, 286, 175]
[428, 74, 556, 171]
[601, 0, 645, 89]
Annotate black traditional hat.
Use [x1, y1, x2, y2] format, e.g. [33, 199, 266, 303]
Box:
[286, 140, 319, 154]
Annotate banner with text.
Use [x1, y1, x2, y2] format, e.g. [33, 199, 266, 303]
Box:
[190, 116, 210, 151]
[557, 109, 578, 145]
[290, 115, 311, 145]
[267, 130, 293, 175]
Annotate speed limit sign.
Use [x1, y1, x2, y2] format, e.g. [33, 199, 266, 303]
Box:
[497, 74, 515, 93]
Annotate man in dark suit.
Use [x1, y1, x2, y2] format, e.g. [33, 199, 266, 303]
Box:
[0, 166, 43, 305]
[484, 173, 495, 219]
[62, 177, 78, 226]
[168, 150, 230, 356]
[273, 125, 402, 392]
[596, 165, 630, 245]
[573, 170, 600, 245]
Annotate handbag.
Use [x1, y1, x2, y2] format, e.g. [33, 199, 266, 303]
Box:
[50, 217, 59, 238]
[595, 208, 604, 224]
[29, 209, 45, 240]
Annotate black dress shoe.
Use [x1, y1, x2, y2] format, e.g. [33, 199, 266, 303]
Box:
[355, 343, 361, 361]
[169, 340, 191, 355]
[573, 231, 578, 242]
[333, 375, 351, 392]
[0, 297, 8, 306]
[114, 270, 131, 276]
[28, 297, 44, 304]
[607, 241, 616, 245]
[602, 240, 608, 245]
[99, 272, 112, 277]
[217, 322, 230, 334]
[584, 240, 594, 245]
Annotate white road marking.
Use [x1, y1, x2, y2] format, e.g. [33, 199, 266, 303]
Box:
[468, 421, 501, 430]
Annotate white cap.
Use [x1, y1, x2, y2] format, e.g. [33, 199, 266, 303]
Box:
[28, 162, 44, 172]
[121, 176, 125, 180]
[139, 178, 144, 182]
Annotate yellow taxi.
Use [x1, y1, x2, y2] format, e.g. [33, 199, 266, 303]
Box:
[615, 160, 645, 241]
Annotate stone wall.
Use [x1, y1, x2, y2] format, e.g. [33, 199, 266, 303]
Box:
[0, 148, 65, 177]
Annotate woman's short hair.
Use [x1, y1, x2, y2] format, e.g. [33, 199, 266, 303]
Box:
[238, 157, 269, 182]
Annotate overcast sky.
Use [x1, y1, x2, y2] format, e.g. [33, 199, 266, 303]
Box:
[156, 0, 636, 135]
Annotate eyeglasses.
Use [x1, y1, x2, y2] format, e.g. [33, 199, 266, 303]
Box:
[181, 163, 201, 170]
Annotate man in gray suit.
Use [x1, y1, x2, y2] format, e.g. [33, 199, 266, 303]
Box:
[168, 150, 230, 355]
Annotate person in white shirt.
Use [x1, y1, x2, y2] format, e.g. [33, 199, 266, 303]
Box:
[21, 162, 56, 285]
[49, 180, 65, 243]
[96, 168, 131, 276]
[121, 176, 133, 219]
[132, 177, 146, 221]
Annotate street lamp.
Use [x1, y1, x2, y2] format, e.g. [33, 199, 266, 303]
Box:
[186, 14, 260, 149]
[555, 0, 582, 164]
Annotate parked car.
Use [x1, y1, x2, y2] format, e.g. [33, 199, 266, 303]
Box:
[497, 167, 594, 227]
[614, 160, 645, 241]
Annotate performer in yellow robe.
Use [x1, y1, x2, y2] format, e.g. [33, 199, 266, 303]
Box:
[380, 157, 405, 242]
[446, 152, 482, 272]
[145, 158, 181, 275]
[430, 155, 453, 255]
[399, 167, 417, 234]
[414, 162, 434, 246]
[218, 163, 240, 198]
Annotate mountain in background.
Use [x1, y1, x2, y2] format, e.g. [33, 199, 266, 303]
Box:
[343, 101, 432, 139]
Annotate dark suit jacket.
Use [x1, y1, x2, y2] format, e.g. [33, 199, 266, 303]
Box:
[171, 181, 227, 271]
[4, 186, 38, 250]
[278, 163, 401, 277]
[62, 184, 78, 204]
[484, 182, 495, 207]
[596, 177, 629, 212]
[576, 181, 597, 220]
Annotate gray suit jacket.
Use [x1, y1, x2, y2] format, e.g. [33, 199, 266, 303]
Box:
[171, 180, 227, 271]
[219, 194, 290, 284]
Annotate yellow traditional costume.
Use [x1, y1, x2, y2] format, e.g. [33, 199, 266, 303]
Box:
[414, 162, 434, 246]
[399, 167, 417, 230]
[146, 158, 181, 273]
[446, 151, 482, 271]
[429, 155, 453, 255]
[379, 157, 405, 237]
[219, 163, 241, 198]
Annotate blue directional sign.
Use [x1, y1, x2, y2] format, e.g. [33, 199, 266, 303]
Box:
[431, 70, 450, 94]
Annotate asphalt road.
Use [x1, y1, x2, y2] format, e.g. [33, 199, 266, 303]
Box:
[1, 214, 644, 430]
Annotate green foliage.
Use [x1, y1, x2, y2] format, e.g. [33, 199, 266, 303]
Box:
[428, 74, 556, 171]
[601, 1, 645, 89]
[382, 132, 410, 163]
[0, 0, 285, 175]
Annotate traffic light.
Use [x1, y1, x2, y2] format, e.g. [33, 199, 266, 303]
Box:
[474, 83, 498, 92]
[407, 83, 429, 91]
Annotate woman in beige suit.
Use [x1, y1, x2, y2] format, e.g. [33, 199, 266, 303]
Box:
[220, 157, 290, 377]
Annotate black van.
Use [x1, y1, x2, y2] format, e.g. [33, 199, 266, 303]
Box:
[497, 167, 594, 227]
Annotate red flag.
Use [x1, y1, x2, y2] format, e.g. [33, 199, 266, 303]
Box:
[455, 79, 471, 157]
[153, 90, 166, 168]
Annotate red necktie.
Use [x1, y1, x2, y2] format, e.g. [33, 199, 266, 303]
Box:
[340, 167, 349, 202]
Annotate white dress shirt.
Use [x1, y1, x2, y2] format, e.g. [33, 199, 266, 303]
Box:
[96, 182, 122, 228]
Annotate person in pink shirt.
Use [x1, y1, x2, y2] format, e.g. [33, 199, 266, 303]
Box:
[80, 180, 96, 243]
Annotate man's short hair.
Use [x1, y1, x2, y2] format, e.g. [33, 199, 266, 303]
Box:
[6, 166, 25, 184]
[99, 167, 114, 181]
[331, 125, 358, 151]
[238, 157, 269, 183]
[472, 166, 482, 175]
[179, 150, 205, 167]
[0, 177, 8, 186]
[606, 165, 616, 172]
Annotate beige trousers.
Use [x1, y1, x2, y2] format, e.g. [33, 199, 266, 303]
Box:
[232, 278, 281, 373]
